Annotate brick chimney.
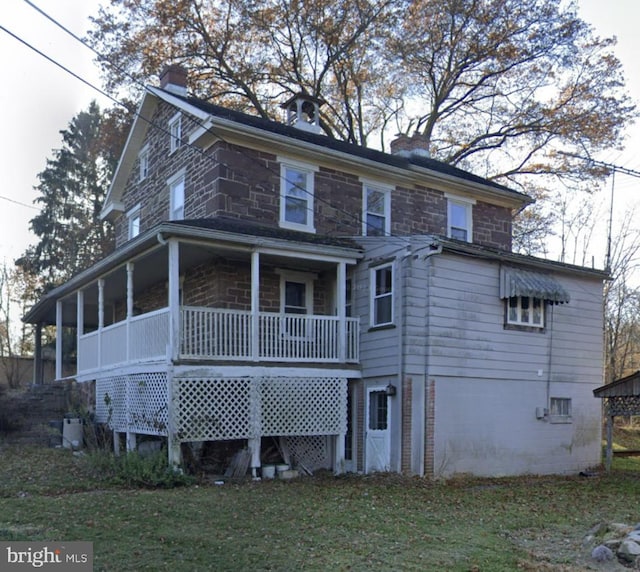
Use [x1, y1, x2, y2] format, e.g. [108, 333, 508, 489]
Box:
[159, 64, 188, 96]
[390, 133, 431, 158]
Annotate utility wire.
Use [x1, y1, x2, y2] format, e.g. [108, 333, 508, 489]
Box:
[16, 0, 410, 240]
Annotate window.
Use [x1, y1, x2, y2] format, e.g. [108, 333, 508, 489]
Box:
[279, 159, 317, 232]
[369, 391, 388, 430]
[169, 112, 182, 153]
[371, 264, 393, 327]
[168, 170, 185, 220]
[362, 183, 391, 236]
[284, 281, 308, 314]
[550, 398, 572, 422]
[127, 205, 141, 239]
[278, 270, 315, 338]
[507, 296, 544, 328]
[446, 195, 475, 242]
[138, 145, 149, 181]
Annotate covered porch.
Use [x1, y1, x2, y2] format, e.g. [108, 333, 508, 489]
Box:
[593, 371, 640, 471]
[25, 220, 362, 382]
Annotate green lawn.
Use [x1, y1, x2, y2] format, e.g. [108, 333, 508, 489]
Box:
[0, 446, 639, 571]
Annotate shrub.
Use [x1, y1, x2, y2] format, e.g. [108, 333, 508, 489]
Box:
[86, 449, 194, 489]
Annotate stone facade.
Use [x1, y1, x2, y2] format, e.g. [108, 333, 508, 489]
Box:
[112, 99, 513, 252]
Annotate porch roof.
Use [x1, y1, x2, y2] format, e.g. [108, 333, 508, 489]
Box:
[594, 371, 640, 398]
[23, 218, 363, 326]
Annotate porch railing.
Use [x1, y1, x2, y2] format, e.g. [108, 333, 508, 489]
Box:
[180, 307, 359, 363]
[78, 306, 359, 374]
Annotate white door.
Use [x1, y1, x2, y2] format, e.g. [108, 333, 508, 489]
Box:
[365, 387, 391, 473]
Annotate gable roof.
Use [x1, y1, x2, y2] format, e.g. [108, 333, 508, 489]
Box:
[102, 86, 533, 219]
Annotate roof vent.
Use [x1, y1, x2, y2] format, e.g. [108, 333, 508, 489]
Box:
[390, 133, 431, 158]
[159, 64, 188, 96]
[281, 94, 324, 134]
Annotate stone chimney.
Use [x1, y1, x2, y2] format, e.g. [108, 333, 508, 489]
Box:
[159, 64, 188, 96]
[390, 133, 431, 158]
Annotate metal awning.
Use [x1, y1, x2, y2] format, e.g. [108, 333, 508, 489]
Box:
[499, 268, 570, 304]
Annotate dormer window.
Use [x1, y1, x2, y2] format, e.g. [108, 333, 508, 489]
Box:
[281, 94, 324, 134]
[169, 112, 182, 153]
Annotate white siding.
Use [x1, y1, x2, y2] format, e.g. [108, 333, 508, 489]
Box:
[425, 254, 603, 477]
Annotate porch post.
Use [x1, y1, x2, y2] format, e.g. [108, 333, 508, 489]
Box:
[76, 290, 84, 375]
[168, 240, 180, 362]
[166, 364, 182, 468]
[336, 261, 346, 362]
[55, 300, 63, 380]
[126, 263, 134, 362]
[98, 279, 105, 369]
[125, 263, 136, 450]
[251, 250, 260, 361]
[33, 323, 43, 385]
[605, 413, 614, 472]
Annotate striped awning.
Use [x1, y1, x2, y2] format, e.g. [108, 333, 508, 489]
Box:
[499, 268, 570, 304]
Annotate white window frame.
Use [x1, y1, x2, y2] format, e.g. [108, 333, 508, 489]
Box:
[168, 170, 186, 220]
[169, 112, 182, 154]
[277, 270, 316, 339]
[138, 144, 149, 182]
[278, 158, 318, 233]
[277, 270, 315, 315]
[549, 397, 572, 423]
[361, 180, 392, 237]
[127, 204, 141, 239]
[506, 296, 545, 328]
[370, 263, 394, 327]
[446, 194, 475, 242]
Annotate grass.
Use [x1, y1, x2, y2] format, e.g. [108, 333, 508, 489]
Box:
[1, 445, 639, 571]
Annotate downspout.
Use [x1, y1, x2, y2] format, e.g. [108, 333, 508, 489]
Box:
[399, 239, 443, 475]
[157, 232, 168, 246]
[545, 303, 555, 416]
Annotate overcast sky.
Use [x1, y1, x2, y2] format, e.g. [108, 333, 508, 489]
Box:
[1, 0, 639, 267]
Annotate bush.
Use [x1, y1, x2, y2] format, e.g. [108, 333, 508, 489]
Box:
[86, 449, 194, 489]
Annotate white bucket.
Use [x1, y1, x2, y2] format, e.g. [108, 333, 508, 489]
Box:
[262, 465, 275, 479]
[276, 464, 290, 475]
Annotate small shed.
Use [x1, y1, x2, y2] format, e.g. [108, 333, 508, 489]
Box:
[593, 371, 640, 470]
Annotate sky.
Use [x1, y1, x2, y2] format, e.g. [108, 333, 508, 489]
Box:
[1, 0, 640, 268]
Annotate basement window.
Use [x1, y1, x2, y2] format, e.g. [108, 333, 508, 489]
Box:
[549, 397, 572, 423]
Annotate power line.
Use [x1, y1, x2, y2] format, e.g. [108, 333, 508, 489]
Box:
[560, 151, 640, 273]
[7, 5, 396, 240]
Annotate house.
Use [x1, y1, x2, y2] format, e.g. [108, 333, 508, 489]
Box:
[24, 65, 607, 478]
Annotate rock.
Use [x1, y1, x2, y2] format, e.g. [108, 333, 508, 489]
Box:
[618, 539, 640, 563]
[591, 545, 615, 562]
[604, 538, 623, 551]
[582, 534, 595, 548]
[628, 531, 640, 543]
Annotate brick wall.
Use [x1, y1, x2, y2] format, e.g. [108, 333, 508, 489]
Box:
[401, 376, 412, 473]
[425, 378, 436, 478]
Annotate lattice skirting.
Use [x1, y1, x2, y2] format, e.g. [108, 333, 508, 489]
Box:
[604, 396, 640, 417]
[175, 376, 347, 442]
[95, 374, 347, 444]
[96, 373, 168, 436]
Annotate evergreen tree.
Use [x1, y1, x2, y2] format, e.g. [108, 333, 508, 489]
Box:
[17, 102, 130, 291]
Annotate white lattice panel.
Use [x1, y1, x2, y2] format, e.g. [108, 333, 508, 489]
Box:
[126, 373, 168, 435]
[175, 377, 253, 441]
[260, 377, 347, 437]
[96, 376, 126, 430]
[283, 435, 332, 471]
[95, 373, 167, 436]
